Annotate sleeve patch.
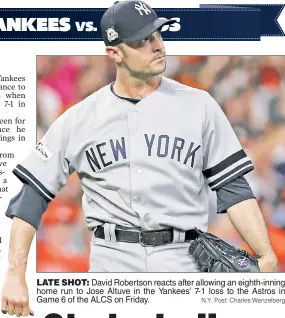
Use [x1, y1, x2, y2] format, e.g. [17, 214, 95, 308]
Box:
[33, 142, 52, 162]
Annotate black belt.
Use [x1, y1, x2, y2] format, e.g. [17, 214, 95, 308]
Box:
[94, 226, 199, 247]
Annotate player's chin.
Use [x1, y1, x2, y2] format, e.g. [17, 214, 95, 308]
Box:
[150, 61, 166, 75]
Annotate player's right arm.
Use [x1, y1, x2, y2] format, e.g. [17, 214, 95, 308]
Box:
[1, 217, 35, 316]
[1, 107, 75, 317]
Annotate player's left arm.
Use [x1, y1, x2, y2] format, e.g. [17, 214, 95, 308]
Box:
[227, 199, 278, 272]
[201, 91, 277, 272]
[215, 175, 277, 271]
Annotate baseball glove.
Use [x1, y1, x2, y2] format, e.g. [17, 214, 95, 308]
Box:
[188, 228, 260, 272]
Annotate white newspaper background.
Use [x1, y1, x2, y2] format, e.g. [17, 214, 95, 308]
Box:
[1, 0, 285, 317]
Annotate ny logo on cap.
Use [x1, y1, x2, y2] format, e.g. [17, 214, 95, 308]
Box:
[134, 1, 151, 16]
[106, 26, 119, 42]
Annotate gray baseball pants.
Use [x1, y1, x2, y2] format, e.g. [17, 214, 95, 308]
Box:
[89, 223, 199, 272]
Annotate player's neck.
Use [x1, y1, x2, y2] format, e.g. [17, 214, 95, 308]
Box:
[113, 74, 161, 100]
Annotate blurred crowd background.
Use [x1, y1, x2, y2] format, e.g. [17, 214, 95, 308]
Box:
[36, 55, 285, 272]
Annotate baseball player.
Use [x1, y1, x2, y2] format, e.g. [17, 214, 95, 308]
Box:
[1, 0, 277, 316]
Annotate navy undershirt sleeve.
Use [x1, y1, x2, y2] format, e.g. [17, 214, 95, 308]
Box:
[5, 183, 48, 229]
[216, 175, 255, 213]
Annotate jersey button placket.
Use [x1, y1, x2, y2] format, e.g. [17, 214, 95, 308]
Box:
[132, 196, 142, 204]
[128, 107, 143, 218]
[145, 216, 150, 223]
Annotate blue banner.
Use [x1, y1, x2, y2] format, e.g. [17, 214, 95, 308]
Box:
[0, 5, 283, 41]
[201, 4, 285, 36]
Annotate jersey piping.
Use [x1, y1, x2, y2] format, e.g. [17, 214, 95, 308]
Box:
[13, 164, 55, 201]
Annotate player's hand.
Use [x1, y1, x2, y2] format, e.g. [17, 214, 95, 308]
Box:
[1, 273, 34, 317]
[258, 253, 278, 272]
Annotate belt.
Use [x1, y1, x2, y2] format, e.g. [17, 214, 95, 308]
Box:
[94, 226, 199, 247]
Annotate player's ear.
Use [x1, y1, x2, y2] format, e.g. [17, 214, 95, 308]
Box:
[105, 46, 123, 64]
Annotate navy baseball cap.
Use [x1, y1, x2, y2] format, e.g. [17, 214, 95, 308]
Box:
[100, 0, 176, 46]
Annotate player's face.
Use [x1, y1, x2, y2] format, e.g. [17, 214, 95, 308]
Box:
[120, 29, 166, 79]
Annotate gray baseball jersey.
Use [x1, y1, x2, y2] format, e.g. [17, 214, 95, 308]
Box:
[13, 76, 253, 233]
